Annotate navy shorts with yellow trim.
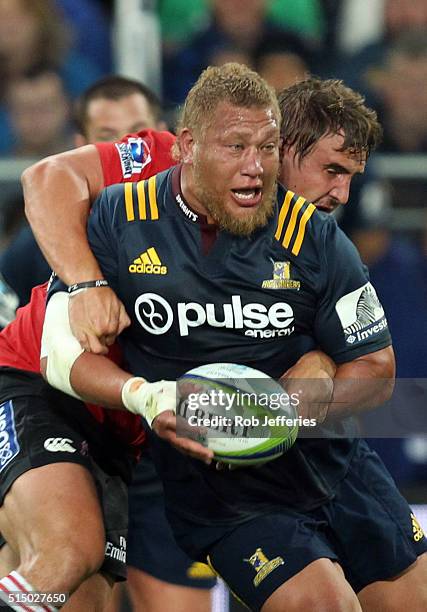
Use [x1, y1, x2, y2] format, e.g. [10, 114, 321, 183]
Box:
[199, 441, 427, 611]
[128, 460, 216, 588]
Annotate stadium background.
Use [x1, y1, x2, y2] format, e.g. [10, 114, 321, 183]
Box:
[0, 1, 425, 610]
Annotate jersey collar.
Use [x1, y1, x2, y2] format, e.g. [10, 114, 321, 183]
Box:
[171, 164, 213, 226]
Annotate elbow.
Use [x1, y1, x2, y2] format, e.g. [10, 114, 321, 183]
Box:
[378, 377, 395, 405]
[376, 345, 396, 404]
[22, 156, 60, 221]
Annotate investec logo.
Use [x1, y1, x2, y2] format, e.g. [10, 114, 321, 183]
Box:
[135, 293, 295, 338]
[129, 247, 167, 275]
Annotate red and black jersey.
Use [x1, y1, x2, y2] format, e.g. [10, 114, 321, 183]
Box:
[0, 129, 176, 449]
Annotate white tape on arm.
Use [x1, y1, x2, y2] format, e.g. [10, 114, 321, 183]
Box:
[41, 292, 84, 399]
[121, 377, 177, 427]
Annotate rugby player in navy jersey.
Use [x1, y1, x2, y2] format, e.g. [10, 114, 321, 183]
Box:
[37, 64, 427, 611]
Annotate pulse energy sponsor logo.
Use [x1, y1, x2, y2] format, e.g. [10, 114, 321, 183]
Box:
[135, 293, 295, 338]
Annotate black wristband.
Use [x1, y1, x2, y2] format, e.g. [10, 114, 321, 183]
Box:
[68, 279, 109, 294]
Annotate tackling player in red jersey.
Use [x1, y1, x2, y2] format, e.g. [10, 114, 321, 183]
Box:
[0, 128, 186, 612]
[0, 128, 175, 445]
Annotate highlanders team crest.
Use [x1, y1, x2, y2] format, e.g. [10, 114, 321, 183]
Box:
[243, 548, 284, 587]
[411, 513, 425, 542]
[262, 261, 300, 290]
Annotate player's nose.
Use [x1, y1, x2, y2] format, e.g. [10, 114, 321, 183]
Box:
[241, 147, 263, 178]
[330, 176, 351, 205]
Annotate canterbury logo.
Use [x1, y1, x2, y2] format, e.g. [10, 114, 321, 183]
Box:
[129, 247, 167, 274]
[44, 437, 76, 453]
[274, 190, 316, 256]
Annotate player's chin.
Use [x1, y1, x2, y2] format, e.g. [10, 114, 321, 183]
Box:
[229, 203, 262, 220]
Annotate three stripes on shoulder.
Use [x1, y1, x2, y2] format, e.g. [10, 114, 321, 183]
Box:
[275, 191, 316, 256]
[123, 179, 315, 257]
[124, 176, 158, 221]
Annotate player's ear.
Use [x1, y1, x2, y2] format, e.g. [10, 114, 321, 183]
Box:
[177, 128, 195, 164]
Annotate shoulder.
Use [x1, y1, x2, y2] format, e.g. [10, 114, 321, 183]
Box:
[115, 129, 175, 161]
[96, 130, 176, 186]
[273, 184, 334, 257]
[100, 168, 173, 225]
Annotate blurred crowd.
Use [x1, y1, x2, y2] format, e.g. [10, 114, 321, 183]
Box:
[0, 0, 426, 495]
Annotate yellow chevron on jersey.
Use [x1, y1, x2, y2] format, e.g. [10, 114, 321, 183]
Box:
[292, 201, 316, 255]
[274, 190, 316, 256]
[129, 246, 167, 274]
[124, 176, 160, 222]
[147, 175, 159, 219]
[274, 190, 294, 241]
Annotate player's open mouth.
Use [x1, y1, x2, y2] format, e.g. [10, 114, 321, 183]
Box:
[231, 187, 262, 207]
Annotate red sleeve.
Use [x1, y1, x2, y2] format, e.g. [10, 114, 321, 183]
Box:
[95, 129, 176, 187]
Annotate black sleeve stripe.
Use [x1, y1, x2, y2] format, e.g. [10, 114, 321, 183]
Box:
[147, 175, 159, 220]
[282, 195, 306, 248]
[274, 190, 294, 241]
[136, 180, 147, 220]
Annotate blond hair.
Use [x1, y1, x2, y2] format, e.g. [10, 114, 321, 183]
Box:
[173, 63, 280, 159]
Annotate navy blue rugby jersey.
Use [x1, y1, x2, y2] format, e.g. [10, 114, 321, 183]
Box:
[85, 164, 392, 519]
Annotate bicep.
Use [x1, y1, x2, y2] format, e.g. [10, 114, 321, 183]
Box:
[23, 144, 104, 214]
[336, 346, 396, 379]
[314, 223, 391, 362]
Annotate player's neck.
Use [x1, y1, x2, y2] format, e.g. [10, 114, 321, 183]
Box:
[180, 164, 215, 224]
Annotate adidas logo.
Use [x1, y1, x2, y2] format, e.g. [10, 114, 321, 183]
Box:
[129, 247, 167, 275]
[44, 437, 76, 453]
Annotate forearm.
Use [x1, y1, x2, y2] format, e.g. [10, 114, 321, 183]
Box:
[329, 346, 396, 418]
[70, 352, 131, 409]
[279, 347, 395, 422]
[22, 146, 104, 284]
[283, 350, 336, 379]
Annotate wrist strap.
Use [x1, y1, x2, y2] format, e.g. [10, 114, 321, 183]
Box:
[68, 279, 109, 294]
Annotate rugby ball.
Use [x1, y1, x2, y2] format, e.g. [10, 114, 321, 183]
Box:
[178, 363, 298, 466]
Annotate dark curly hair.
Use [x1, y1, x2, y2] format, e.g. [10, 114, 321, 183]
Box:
[278, 77, 382, 162]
